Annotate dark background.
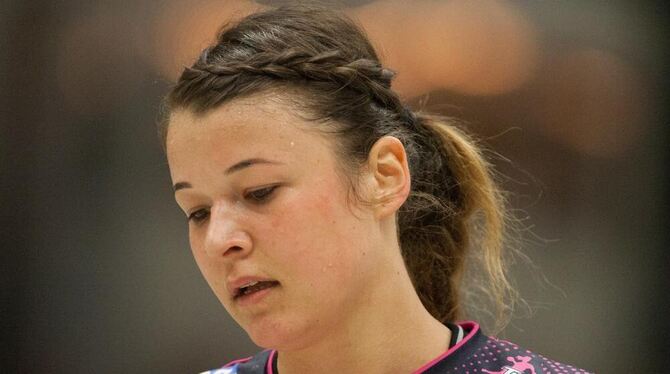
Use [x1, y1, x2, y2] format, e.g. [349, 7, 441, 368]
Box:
[2, 1, 668, 372]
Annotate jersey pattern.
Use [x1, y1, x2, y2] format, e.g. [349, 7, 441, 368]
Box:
[199, 321, 593, 374]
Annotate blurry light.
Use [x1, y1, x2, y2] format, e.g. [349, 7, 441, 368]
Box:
[150, 0, 262, 81]
[533, 49, 650, 157]
[353, 0, 539, 98]
[148, 0, 537, 98]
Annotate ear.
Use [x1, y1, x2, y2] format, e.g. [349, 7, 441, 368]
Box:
[364, 136, 411, 219]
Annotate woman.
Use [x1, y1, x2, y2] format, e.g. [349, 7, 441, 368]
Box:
[162, 5, 591, 374]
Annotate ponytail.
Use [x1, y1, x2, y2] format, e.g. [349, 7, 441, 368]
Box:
[398, 113, 516, 333]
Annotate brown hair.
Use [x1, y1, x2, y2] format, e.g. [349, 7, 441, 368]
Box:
[163, 4, 519, 333]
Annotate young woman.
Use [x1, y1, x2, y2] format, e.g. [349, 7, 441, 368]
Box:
[162, 5, 591, 374]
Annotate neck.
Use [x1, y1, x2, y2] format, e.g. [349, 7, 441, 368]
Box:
[276, 251, 451, 374]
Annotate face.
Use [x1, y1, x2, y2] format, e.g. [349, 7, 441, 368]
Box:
[166, 95, 385, 350]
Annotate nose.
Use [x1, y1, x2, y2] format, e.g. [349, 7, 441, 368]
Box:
[203, 204, 252, 259]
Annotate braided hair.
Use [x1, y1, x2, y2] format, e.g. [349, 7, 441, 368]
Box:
[163, 4, 518, 332]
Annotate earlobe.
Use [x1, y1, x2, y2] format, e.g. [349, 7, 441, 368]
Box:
[367, 136, 411, 219]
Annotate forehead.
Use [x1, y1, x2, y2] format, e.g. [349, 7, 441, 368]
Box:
[168, 95, 305, 143]
[165, 95, 335, 178]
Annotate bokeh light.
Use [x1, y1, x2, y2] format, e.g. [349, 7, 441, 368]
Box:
[150, 0, 262, 80]
[354, 0, 539, 98]
[532, 48, 650, 157]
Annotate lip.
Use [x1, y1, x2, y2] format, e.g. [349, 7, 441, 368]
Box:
[234, 285, 278, 307]
[227, 275, 280, 299]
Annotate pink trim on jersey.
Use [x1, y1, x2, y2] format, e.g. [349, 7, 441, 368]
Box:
[266, 349, 278, 374]
[222, 355, 253, 368]
[411, 321, 480, 374]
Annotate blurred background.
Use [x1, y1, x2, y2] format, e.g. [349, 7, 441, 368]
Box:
[1, 0, 668, 372]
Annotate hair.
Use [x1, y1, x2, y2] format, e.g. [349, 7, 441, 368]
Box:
[162, 4, 520, 333]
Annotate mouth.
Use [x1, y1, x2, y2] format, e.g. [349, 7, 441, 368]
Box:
[234, 280, 280, 300]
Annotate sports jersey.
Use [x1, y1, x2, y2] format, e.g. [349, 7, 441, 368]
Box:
[199, 321, 592, 374]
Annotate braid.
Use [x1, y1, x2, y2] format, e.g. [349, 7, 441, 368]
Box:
[172, 47, 402, 114]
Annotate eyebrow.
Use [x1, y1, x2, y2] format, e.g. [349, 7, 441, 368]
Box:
[173, 158, 282, 192]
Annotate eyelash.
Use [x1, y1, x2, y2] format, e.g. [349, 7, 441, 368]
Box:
[245, 185, 279, 203]
[187, 185, 279, 224]
[188, 209, 209, 224]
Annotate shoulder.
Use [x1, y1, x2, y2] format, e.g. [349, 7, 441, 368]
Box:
[198, 349, 274, 374]
[199, 322, 594, 374]
[420, 321, 594, 374]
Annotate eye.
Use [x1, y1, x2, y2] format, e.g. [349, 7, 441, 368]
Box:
[245, 185, 279, 203]
[187, 208, 210, 224]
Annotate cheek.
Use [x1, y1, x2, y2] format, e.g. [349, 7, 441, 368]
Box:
[269, 185, 368, 289]
[188, 228, 206, 266]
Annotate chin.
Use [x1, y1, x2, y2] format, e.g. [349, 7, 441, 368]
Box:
[244, 317, 314, 351]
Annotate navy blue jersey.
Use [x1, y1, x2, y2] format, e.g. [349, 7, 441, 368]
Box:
[199, 321, 592, 374]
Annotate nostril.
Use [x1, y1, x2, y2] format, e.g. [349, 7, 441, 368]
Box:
[224, 246, 244, 256]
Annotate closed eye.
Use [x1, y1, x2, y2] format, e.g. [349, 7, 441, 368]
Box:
[187, 208, 209, 224]
[245, 185, 279, 203]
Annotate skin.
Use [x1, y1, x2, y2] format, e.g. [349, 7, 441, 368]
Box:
[166, 93, 450, 373]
